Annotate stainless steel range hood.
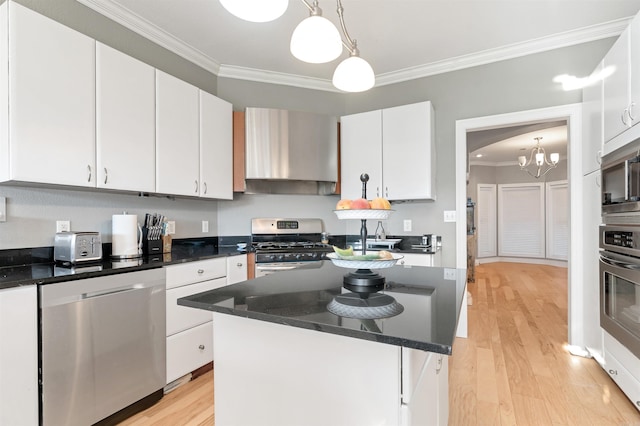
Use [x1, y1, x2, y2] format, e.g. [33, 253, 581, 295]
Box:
[244, 107, 338, 195]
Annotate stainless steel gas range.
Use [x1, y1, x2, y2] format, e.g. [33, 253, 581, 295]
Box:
[251, 218, 332, 277]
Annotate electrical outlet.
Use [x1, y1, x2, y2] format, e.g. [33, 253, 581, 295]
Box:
[403, 219, 412, 232]
[56, 220, 70, 233]
[166, 221, 176, 235]
[202, 220, 209, 233]
[443, 268, 456, 280]
[443, 210, 457, 222]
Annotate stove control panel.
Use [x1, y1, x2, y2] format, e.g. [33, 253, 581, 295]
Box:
[255, 251, 328, 263]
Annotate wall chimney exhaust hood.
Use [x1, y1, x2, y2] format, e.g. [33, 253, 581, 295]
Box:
[244, 107, 338, 195]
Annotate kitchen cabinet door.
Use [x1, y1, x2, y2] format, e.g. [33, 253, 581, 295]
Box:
[603, 27, 630, 143]
[382, 101, 436, 200]
[0, 286, 38, 426]
[199, 90, 233, 199]
[582, 61, 603, 175]
[96, 42, 155, 192]
[340, 110, 383, 200]
[0, 2, 95, 187]
[227, 254, 248, 285]
[156, 70, 200, 197]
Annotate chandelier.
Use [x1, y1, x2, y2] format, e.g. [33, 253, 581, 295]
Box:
[219, 0, 375, 92]
[517, 137, 559, 178]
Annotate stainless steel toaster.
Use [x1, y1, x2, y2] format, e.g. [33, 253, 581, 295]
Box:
[54, 231, 102, 264]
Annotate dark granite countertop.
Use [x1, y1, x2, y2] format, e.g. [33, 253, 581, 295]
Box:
[0, 238, 248, 290]
[178, 262, 466, 355]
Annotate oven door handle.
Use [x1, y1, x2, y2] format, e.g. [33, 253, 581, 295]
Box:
[256, 265, 299, 272]
[600, 252, 640, 270]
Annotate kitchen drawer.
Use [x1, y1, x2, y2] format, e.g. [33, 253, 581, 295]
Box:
[398, 253, 433, 267]
[166, 321, 213, 384]
[166, 277, 226, 336]
[166, 258, 226, 289]
[604, 347, 640, 410]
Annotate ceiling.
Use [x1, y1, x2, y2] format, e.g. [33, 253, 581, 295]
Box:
[469, 123, 568, 166]
[79, 0, 640, 91]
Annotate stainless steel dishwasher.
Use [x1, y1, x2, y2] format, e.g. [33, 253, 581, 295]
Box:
[40, 267, 166, 425]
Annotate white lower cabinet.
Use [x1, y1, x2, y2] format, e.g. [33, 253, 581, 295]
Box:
[0, 286, 38, 426]
[603, 332, 640, 411]
[398, 252, 441, 267]
[166, 322, 214, 384]
[165, 258, 227, 385]
[226, 254, 248, 284]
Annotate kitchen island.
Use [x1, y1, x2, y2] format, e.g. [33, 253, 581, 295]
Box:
[178, 262, 466, 426]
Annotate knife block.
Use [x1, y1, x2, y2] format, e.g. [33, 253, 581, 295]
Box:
[142, 227, 162, 256]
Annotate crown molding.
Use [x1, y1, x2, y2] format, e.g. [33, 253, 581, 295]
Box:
[217, 65, 340, 92]
[76, 0, 221, 74]
[76, 0, 631, 91]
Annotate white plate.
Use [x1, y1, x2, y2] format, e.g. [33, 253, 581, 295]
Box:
[326, 252, 403, 269]
[334, 209, 394, 220]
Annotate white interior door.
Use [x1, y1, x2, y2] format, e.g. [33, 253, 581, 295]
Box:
[477, 184, 497, 258]
[546, 180, 569, 260]
[498, 183, 545, 258]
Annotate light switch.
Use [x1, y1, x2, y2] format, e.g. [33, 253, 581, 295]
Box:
[403, 219, 412, 232]
[202, 220, 209, 233]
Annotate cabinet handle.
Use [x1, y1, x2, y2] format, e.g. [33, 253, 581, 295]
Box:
[629, 102, 636, 122]
[198, 344, 205, 350]
[609, 369, 618, 375]
[197, 269, 204, 274]
[400, 260, 405, 265]
[385, 187, 389, 198]
[436, 355, 443, 373]
[237, 262, 243, 267]
[636, 400, 640, 408]
[376, 187, 380, 197]
[195, 180, 199, 193]
[203, 182, 208, 194]
[87, 165, 92, 182]
[622, 109, 629, 126]
[104, 167, 108, 184]
[596, 150, 602, 165]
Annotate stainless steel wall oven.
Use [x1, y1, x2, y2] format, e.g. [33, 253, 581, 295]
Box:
[599, 225, 640, 360]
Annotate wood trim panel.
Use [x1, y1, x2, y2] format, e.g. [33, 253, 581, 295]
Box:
[232, 111, 245, 192]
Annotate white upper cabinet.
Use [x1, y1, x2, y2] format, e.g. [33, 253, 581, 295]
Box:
[603, 15, 640, 143]
[340, 110, 383, 199]
[582, 61, 604, 175]
[155, 70, 200, 197]
[382, 102, 436, 200]
[340, 101, 436, 201]
[96, 42, 155, 192]
[0, 2, 95, 187]
[200, 90, 233, 200]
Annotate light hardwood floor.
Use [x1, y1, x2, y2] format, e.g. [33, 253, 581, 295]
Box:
[120, 262, 640, 425]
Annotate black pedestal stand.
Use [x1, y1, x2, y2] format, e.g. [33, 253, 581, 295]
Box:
[343, 173, 385, 286]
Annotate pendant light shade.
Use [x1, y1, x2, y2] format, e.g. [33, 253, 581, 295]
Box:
[219, 0, 289, 23]
[332, 55, 375, 92]
[290, 15, 342, 63]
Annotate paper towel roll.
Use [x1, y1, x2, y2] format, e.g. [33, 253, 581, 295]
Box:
[112, 214, 141, 258]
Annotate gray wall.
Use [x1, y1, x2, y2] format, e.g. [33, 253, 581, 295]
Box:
[0, 0, 617, 267]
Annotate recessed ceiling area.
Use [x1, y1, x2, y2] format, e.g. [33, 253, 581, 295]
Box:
[469, 122, 567, 165]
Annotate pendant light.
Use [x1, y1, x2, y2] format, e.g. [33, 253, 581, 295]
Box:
[331, 1, 374, 92]
[290, 1, 342, 63]
[517, 137, 560, 179]
[219, 0, 289, 23]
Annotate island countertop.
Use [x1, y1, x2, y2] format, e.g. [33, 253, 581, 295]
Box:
[178, 262, 467, 355]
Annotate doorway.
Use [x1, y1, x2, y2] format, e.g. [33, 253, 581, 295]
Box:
[455, 103, 585, 349]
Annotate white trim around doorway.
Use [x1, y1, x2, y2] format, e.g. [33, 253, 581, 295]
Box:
[455, 103, 584, 348]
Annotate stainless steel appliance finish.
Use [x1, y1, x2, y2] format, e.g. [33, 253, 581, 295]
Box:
[40, 268, 166, 425]
[251, 218, 331, 277]
[244, 108, 338, 195]
[601, 138, 640, 215]
[599, 225, 640, 360]
[54, 231, 102, 264]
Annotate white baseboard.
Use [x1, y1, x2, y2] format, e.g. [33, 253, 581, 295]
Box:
[476, 257, 568, 268]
